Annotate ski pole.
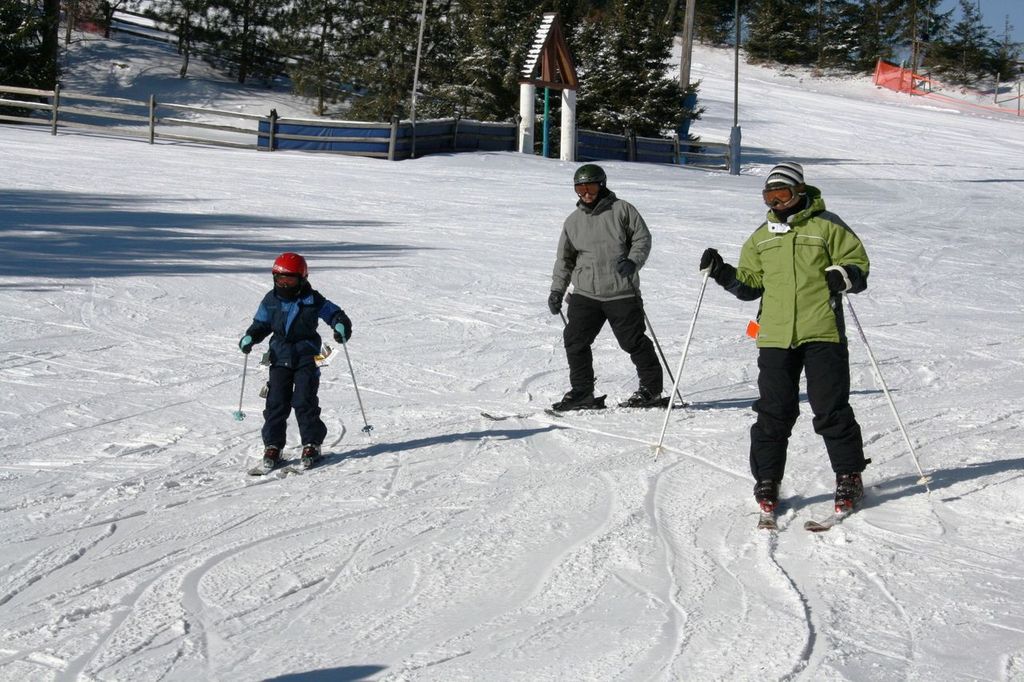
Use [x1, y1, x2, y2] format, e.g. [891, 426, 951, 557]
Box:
[628, 278, 687, 407]
[845, 297, 931, 491]
[233, 353, 249, 421]
[653, 271, 709, 457]
[340, 336, 374, 435]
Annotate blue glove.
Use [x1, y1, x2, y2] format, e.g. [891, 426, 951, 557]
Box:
[332, 310, 352, 342]
[239, 334, 253, 354]
[616, 257, 637, 278]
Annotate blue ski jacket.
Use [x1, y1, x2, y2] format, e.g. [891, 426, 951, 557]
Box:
[244, 285, 346, 369]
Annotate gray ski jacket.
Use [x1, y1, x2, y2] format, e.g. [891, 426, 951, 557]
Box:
[551, 190, 652, 301]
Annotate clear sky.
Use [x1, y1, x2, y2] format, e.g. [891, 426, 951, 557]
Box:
[940, 0, 1024, 44]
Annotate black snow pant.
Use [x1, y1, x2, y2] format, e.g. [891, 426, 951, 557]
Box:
[563, 293, 663, 395]
[749, 342, 866, 483]
[262, 363, 327, 448]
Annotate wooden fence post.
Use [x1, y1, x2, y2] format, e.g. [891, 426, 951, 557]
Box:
[268, 108, 278, 151]
[626, 128, 636, 162]
[452, 114, 461, 151]
[388, 115, 399, 161]
[50, 83, 60, 135]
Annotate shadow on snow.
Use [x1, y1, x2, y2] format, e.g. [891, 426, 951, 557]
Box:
[1, 189, 420, 281]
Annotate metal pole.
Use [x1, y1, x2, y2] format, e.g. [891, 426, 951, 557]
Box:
[542, 87, 550, 158]
[409, 0, 428, 159]
[845, 297, 931, 490]
[233, 354, 249, 421]
[653, 272, 709, 457]
[628, 279, 687, 407]
[340, 337, 374, 435]
[729, 0, 742, 176]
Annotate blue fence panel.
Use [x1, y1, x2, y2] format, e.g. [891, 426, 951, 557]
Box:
[577, 129, 628, 161]
[634, 136, 676, 164]
[257, 120, 392, 154]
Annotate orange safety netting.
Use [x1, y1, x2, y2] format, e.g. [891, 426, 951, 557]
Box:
[873, 60, 932, 95]
[874, 58, 1022, 116]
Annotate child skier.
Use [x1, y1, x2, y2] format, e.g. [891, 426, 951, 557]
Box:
[238, 252, 352, 471]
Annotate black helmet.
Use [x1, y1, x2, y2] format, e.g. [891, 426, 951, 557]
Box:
[573, 164, 607, 187]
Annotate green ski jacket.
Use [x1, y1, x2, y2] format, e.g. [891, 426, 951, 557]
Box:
[722, 186, 870, 348]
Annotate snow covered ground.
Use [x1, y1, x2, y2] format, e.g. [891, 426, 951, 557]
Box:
[1, 33, 1023, 681]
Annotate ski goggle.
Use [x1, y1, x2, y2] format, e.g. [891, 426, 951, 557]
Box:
[575, 182, 601, 196]
[762, 185, 797, 207]
[273, 273, 301, 285]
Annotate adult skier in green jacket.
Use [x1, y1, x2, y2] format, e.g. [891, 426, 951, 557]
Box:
[700, 162, 870, 515]
[548, 164, 664, 411]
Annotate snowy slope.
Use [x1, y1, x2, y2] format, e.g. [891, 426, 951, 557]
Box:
[1, 35, 1023, 682]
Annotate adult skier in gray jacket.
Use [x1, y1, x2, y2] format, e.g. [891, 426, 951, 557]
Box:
[548, 164, 664, 410]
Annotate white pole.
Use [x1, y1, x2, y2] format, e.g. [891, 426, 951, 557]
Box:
[845, 297, 931, 490]
[653, 272, 709, 457]
[519, 83, 536, 153]
[560, 88, 576, 161]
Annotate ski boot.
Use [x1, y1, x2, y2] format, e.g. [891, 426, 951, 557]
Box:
[619, 387, 665, 408]
[300, 443, 322, 470]
[551, 388, 606, 411]
[262, 445, 282, 471]
[834, 472, 863, 513]
[753, 479, 780, 514]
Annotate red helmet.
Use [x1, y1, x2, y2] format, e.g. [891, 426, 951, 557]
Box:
[272, 252, 308, 278]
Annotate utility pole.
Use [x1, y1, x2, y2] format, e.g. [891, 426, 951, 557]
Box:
[409, 0, 428, 159]
[678, 0, 697, 89]
[729, 0, 741, 175]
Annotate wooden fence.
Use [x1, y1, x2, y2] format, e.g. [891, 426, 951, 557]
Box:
[0, 83, 728, 167]
[577, 127, 730, 169]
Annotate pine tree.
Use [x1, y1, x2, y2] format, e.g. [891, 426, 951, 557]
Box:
[572, 0, 692, 138]
[693, 0, 738, 47]
[991, 18, 1022, 81]
[745, 0, 816, 65]
[206, 0, 284, 84]
[927, 0, 996, 82]
[815, 0, 861, 70]
[143, 0, 211, 78]
[279, 0, 354, 116]
[419, 0, 543, 121]
[343, 0, 427, 121]
[1, 2, 49, 91]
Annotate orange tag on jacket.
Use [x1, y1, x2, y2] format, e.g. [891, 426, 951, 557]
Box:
[746, 320, 760, 339]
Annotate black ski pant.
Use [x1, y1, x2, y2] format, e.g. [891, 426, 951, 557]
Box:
[749, 342, 866, 483]
[563, 293, 663, 394]
[262, 363, 327, 448]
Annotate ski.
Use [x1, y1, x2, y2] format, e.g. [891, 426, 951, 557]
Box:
[247, 461, 278, 476]
[804, 509, 852, 532]
[549, 394, 608, 412]
[757, 512, 778, 530]
[616, 396, 688, 409]
[480, 411, 533, 421]
[247, 460, 304, 477]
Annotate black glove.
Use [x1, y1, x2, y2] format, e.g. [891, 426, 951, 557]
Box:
[332, 310, 353, 342]
[699, 248, 723, 277]
[239, 334, 254, 354]
[826, 266, 851, 293]
[548, 290, 564, 316]
[616, 257, 637, 278]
